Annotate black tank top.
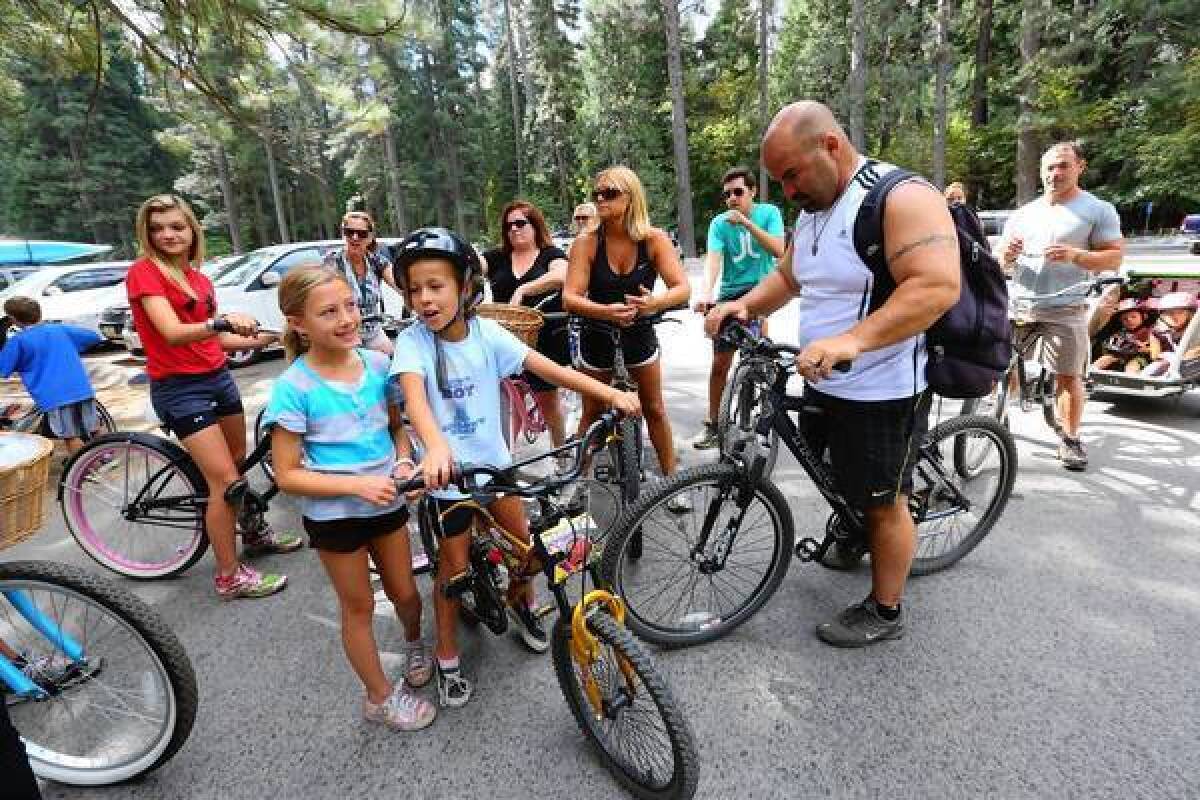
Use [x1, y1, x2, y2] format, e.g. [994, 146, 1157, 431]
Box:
[588, 235, 655, 305]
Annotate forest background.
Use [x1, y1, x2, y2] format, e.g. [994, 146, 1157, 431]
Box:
[0, 0, 1195, 258]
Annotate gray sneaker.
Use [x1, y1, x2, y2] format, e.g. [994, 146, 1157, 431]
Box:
[815, 598, 904, 648]
[363, 684, 436, 731]
[692, 422, 719, 450]
[1057, 436, 1088, 471]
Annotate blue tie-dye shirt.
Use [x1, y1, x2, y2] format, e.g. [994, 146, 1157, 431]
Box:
[263, 348, 404, 521]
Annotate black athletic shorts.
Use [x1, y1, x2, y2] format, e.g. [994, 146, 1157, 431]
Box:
[571, 321, 659, 372]
[150, 368, 243, 438]
[797, 388, 930, 509]
[525, 318, 571, 392]
[302, 506, 411, 553]
[421, 496, 483, 539]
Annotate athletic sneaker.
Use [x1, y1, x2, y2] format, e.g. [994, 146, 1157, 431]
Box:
[403, 639, 433, 688]
[815, 597, 904, 648]
[436, 664, 472, 708]
[363, 684, 436, 732]
[241, 523, 303, 556]
[1057, 436, 1088, 471]
[214, 563, 287, 600]
[508, 604, 550, 653]
[692, 422, 719, 450]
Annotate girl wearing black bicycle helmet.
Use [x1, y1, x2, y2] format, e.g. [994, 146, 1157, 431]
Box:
[389, 227, 639, 709]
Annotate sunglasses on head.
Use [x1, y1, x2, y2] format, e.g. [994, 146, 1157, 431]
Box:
[342, 227, 372, 240]
[722, 187, 747, 199]
[592, 187, 623, 202]
[505, 219, 531, 232]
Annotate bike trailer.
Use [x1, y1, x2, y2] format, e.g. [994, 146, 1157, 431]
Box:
[1088, 266, 1200, 398]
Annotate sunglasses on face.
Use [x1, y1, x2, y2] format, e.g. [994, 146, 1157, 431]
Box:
[722, 187, 747, 199]
[343, 227, 372, 240]
[573, 215, 594, 223]
[505, 219, 531, 232]
[592, 187, 623, 202]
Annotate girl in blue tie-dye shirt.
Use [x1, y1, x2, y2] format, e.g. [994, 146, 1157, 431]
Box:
[264, 265, 436, 733]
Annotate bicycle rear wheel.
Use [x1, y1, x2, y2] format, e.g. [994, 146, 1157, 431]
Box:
[552, 611, 698, 800]
[955, 376, 1010, 478]
[910, 414, 1016, 576]
[59, 434, 208, 580]
[717, 358, 780, 478]
[0, 561, 197, 786]
[600, 463, 794, 648]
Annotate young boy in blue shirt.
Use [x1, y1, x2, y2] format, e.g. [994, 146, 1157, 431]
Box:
[0, 296, 103, 454]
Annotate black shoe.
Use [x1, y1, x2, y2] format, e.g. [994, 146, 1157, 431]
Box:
[508, 604, 549, 653]
[815, 598, 905, 648]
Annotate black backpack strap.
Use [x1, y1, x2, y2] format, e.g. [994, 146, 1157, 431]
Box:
[852, 165, 917, 314]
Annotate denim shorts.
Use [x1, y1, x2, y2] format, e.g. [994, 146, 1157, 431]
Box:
[149, 368, 243, 438]
[41, 399, 99, 440]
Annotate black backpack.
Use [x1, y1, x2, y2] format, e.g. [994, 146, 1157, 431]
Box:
[853, 166, 1012, 399]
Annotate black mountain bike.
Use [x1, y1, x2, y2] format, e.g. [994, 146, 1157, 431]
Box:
[600, 320, 1018, 648]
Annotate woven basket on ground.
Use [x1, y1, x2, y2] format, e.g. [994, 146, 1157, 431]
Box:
[476, 303, 544, 347]
[0, 432, 54, 549]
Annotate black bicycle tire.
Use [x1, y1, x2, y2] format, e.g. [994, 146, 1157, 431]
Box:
[617, 416, 641, 506]
[717, 359, 781, 477]
[910, 414, 1017, 576]
[254, 407, 274, 482]
[94, 401, 117, 435]
[0, 560, 198, 785]
[551, 611, 699, 800]
[599, 462, 795, 648]
[58, 433, 210, 580]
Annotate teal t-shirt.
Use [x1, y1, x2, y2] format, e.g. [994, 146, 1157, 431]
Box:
[706, 203, 785, 300]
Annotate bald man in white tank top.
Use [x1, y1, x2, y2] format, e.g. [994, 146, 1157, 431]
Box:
[706, 101, 960, 648]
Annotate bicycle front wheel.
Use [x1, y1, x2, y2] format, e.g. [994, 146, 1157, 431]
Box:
[254, 407, 274, 482]
[552, 611, 698, 800]
[0, 561, 197, 786]
[717, 358, 780, 478]
[910, 414, 1017, 576]
[600, 463, 794, 648]
[59, 434, 208, 579]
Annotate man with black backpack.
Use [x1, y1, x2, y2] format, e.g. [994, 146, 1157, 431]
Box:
[705, 101, 960, 648]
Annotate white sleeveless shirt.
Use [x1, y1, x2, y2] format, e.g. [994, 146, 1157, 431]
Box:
[790, 157, 926, 402]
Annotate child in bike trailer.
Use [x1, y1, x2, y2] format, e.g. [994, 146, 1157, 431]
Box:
[1091, 297, 1154, 374]
[388, 227, 640, 709]
[1142, 291, 1198, 377]
[264, 265, 436, 733]
[0, 296, 102, 456]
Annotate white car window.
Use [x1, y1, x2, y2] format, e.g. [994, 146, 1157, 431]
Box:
[49, 268, 129, 293]
[253, 248, 322, 288]
[213, 251, 275, 287]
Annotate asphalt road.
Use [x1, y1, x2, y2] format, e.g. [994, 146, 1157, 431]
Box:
[8, 242, 1200, 799]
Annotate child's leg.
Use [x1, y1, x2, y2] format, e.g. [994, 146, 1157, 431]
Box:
[64, 436, 85, 455]
[432, 533, 470, 662]
[488, 495, 535, 608]
[316, 547, 392, 704]
[1092, 354, 1118, 371]
[367, 527, 422, 642]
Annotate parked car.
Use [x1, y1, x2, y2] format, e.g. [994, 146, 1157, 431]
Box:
[977, 210, 1015, 252]
[1179, 213, 1200, 255]
[0, 267, 37, 291]
[0, 261, 132, 337]
[97, 255, 235, 344]
[117, 240, 407, 367]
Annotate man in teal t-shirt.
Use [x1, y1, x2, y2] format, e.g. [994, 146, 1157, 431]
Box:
[693, 167, 785, 449]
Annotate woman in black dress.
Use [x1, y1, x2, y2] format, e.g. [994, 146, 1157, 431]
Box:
[484, 201, 570, 446]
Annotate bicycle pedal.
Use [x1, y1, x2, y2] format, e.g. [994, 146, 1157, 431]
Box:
[794, 537, 821, 562]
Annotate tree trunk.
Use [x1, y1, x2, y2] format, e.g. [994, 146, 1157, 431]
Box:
[263, 134, 290, 244]
[214, 144, 243, 253]
[878, 32, 891, 152]
[971, 0, 993, 127]
[503, 0, 525, 195]
[662, 0, 696, 258]
[1015, 0, 1042, 205]
[382, 122, 408, 233]
[251, 184, 268, 248]
[845, 0, 867, 151]
[65, 135, 104, 244]
[757, 0, 772, 199]
[932, 0, 952, 188]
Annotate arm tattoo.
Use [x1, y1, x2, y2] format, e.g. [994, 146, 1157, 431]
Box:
[889, 234, 957, 263]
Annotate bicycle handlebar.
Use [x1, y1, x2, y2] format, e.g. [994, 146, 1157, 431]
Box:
[718, 318, 852, 373]
[394, 410, 621, 496]
[568, 305, 687, 337]
[1009, 274, 1124, 303]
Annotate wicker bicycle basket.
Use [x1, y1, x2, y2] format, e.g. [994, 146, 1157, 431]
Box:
[475, 303, 545, 347]
[0, 432, 54, 549]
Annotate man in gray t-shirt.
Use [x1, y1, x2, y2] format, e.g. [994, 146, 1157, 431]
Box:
[1000, 142, 1124, 471]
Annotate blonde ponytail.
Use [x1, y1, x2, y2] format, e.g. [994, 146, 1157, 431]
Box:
[276, 264, 349, 363]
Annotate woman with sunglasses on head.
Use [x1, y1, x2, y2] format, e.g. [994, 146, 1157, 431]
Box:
[323, 211, 397, 355]
[126, 194, 300, 601]
[483, 201, 571, 446]
[563, 166, 691, 492]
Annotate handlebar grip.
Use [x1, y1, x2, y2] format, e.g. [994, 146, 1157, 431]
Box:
[211, 317, 235, 334]
[395, 476, 425, 494]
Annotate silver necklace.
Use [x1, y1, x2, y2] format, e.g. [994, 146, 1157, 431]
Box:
[810, 183, 852, 256]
